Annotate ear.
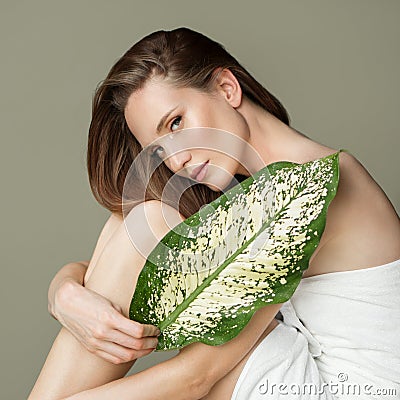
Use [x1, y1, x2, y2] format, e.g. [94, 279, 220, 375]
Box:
[213, 67, 242, 108]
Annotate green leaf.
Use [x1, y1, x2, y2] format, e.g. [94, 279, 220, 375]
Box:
[129, 150, 344, 351]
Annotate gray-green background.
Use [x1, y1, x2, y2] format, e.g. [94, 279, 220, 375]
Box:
[1, 1, 399, 398]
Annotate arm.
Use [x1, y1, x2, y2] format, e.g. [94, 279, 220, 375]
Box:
[29, 201, 281, 400]
[48, 213, 159, 364]
[49, 210, 123, 318]
[48, 262, 88, 320]
[66, 305, 281, 400]
[29, 204, 165, 399]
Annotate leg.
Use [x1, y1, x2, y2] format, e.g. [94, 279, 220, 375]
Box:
[29, 201, 182, 399]
[29, 200, 285, 400]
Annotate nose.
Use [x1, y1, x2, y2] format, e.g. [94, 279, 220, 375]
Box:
[164, 150, 192, 175]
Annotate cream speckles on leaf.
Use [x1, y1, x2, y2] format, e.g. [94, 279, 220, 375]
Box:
[129, 150, 344, 351]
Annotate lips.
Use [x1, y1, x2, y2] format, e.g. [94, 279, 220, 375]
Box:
[190, 160, 209, 180]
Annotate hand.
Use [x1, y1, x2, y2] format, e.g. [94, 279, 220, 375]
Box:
[52, 278, 161, 364]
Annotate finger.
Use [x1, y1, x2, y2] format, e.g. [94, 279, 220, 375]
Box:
[92, 339, 155, 363]
[107, 329, 159, 350]
[94, 349, 125, 365]
[141, 323, 161, 337]
[111, 311, 160, 337]
[95, 347, 155, 365]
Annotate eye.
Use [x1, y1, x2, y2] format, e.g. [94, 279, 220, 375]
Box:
[151, 116, 182, 158]
[151, 146, 164, 158]
[170, 116, 182, 131]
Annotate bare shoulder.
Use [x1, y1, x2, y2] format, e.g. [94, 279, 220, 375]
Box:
[95, 212, 124, 245]
[304, 148, 400, 277]
[331, 149, 399, 232]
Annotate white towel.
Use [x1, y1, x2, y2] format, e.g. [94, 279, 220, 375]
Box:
[230, 258, 400, 400]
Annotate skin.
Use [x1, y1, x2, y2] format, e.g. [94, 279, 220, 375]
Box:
[125, 68, 400, 276]
[29, 201, 283, 400]
[29, 68, 400, 399]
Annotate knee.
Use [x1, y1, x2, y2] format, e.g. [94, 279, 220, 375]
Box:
[124, 200, 185, 255]
[83, 201, 185, 310]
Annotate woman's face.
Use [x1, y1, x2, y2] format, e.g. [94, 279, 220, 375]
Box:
[124, 73, 251, 192]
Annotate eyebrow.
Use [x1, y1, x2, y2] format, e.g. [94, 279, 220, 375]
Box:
[156, 106, 179, 134]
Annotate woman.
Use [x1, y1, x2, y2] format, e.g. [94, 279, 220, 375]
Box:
[29, 27, 400, 399]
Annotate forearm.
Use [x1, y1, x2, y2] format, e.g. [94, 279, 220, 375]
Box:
[48, 262, 87, 319]
[65, 351, 206, 400]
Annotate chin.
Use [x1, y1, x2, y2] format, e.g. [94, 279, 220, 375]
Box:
[205, 182, 224, 192]
[202, 175, 237, 192]
[200, 161, 240, 192]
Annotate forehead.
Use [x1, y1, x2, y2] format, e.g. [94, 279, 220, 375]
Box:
[124, 79, 195, 148]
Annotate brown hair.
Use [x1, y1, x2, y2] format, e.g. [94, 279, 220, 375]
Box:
[87, 27, 291, 219]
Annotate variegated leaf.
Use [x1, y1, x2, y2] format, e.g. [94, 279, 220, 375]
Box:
[129, 150, 344, 350]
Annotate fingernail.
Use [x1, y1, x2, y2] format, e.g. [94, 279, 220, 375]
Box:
[156, 329, 161, 336]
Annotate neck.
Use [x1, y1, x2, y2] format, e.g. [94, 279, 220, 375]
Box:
[236, 96, 331, 176]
